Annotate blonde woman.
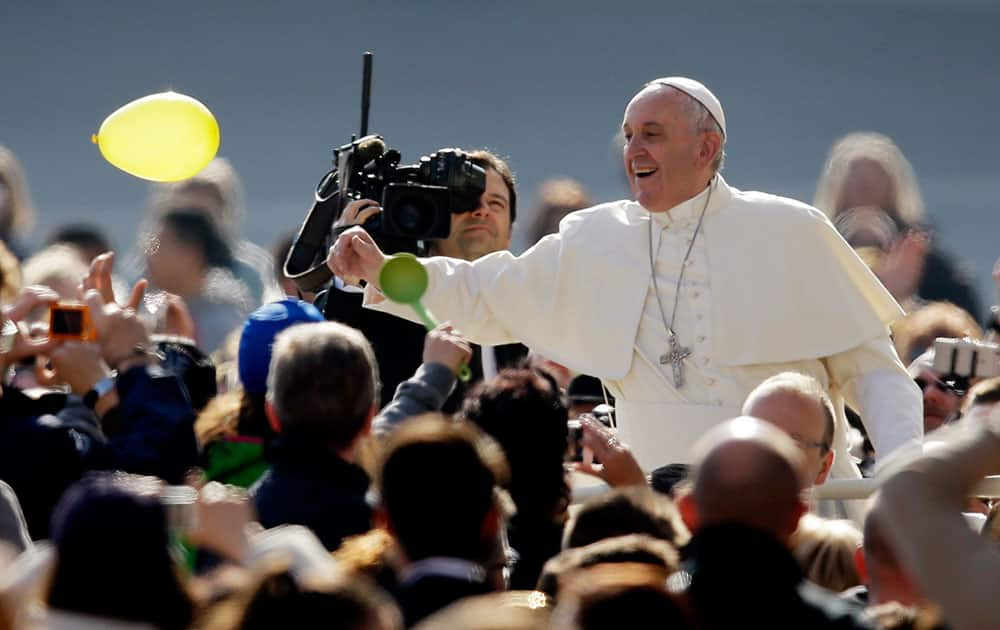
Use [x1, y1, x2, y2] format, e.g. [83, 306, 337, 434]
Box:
[815, 132, 980, 316]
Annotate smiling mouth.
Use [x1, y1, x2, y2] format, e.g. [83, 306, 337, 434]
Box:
[634, 167, 657, 179]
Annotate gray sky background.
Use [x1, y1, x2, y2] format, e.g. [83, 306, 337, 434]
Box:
[3, 0, 998, 312]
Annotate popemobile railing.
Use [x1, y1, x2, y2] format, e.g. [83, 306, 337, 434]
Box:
[813, 475, 1000, 501]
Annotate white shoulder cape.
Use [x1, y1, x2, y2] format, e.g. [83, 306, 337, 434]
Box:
[367, 176, 903, 379]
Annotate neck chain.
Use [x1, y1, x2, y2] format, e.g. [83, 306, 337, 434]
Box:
[647, 183, 713, 389]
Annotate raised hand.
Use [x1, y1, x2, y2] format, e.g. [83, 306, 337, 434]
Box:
[326, 226, 387, 288]
[422, 323, 473, 376]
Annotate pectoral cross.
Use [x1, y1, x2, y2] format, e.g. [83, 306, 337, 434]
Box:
[659, 331, 692, 389]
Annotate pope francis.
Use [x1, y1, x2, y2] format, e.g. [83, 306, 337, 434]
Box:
[328, 76, 923, 480]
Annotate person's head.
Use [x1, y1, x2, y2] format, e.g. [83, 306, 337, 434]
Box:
[20, 244, 88, 304]
[742, 372, 836, 486]
[684, 417, 807, 543]
[461, 368, 570, 521]
[44, 223, 113, 265]
[907, 350, 963, 433]
[566, 375, 607, 418]
[149, 157, 245, 242]
[790, 513, 863, 593]
[892, 301, 983, 364]
[428, 150, 515, 261]
[962, 376, 1000, 418]
[210, 562, 402, 630]
[145, 208, 235, 295]
[47, 473, 193, 629]
[414, 592, 553, 630]
[265, 321, 379, 455]
[538, 534, 680, 599]
[549, 562, 689, 630]
[563, 486, 689, 550]
[862, 509, 926, 608]
[622, 77, 725, 213]
[377, 415, 509, 564]
[0, 146, 36, 240]
[813, 132, 925, 227]
[527, 177, 592, 245]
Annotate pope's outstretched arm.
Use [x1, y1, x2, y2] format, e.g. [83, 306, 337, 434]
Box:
[327, 225, 565, 348]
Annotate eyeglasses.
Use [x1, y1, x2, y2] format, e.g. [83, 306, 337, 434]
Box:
[914, 376, 957, 395]
[788, 433, 830, 453]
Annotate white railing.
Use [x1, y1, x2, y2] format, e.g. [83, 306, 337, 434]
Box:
[570, 473, 1000, 503]
[813, 475, 1000, 501]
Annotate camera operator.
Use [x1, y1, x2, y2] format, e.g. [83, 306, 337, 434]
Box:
[323, 149, 528, 409]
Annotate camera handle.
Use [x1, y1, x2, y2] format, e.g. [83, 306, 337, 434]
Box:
[284, 183, 341, 293]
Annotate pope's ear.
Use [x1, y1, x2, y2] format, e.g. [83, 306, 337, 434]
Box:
[698, 131, 722, 169]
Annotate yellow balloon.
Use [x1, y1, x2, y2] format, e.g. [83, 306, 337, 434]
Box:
[93, 91, 220, 182]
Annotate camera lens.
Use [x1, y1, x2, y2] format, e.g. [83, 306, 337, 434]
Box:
[392, 197, 434, 235]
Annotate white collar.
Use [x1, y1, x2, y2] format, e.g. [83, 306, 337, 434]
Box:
[399, 556, 487, 586]
[650, 179, 714, 227]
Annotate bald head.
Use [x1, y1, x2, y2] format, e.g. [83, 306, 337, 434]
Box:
[743, 373, 836, 486]
[690, 417, 807, 542]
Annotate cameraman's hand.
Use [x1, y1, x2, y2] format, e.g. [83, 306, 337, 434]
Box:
[327, 226, 387, 289]
[334, 198, 382, 230]
[83, 290, 153, 371]
[423, 323, 473, 375]
[572, 415, 646, 487]
[48, 341, 112, 395]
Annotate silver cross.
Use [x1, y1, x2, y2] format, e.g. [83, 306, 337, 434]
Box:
[659, 331, 692, 389]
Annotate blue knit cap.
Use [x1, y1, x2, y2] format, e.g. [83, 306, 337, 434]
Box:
[238, 298, 324, 393]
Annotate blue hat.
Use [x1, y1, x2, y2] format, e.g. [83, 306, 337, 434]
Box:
[238, 299, 324, 393]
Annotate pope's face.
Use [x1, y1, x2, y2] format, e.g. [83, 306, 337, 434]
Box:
[430, 168, 512, 261]
[622, 86, 707, 213]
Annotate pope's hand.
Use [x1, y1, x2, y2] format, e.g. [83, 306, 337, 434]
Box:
[326, 226, 387, 289]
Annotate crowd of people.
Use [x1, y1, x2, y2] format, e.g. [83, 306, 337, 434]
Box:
[1, 74, 1000, 630]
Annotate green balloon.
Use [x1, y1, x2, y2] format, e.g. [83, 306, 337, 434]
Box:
[379, 253, 428, 303]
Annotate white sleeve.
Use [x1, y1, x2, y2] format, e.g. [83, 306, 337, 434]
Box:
[365, 234, 566, 347]
[824, 335, 923, 461]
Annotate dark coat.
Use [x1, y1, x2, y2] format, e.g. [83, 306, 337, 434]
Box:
[682, 523, 874, 629]
[0, 365, 198, 539]
[322, 286, 528, 412]
[251, 435, 372, 551]
[396, 574, 492, 627]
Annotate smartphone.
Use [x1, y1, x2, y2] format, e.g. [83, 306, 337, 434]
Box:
[932, 337, 1000, 380]
[49, 303, 96, 341]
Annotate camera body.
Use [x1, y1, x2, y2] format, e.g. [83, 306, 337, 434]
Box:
[49, 303, 96, 342]
[336, 138, 487, 244]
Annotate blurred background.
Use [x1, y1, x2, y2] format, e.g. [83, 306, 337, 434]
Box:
[2, 0, 998, 303]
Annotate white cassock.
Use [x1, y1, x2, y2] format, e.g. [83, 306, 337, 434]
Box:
[365, 176, 923, 481]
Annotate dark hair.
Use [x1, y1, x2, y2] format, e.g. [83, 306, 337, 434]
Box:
[537, 534, 680, 598]
[467, 150, 517, 224]
[564, 486, 689, 550]
[160, 208, 235, 270]
[226, 564, 400, 630]
[267, 322, 379, 449]
[461, 368, 569, 520]
[47, 473, 193, 629]
[379, 415, 509, 561]
[44, 222, 113, 258]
